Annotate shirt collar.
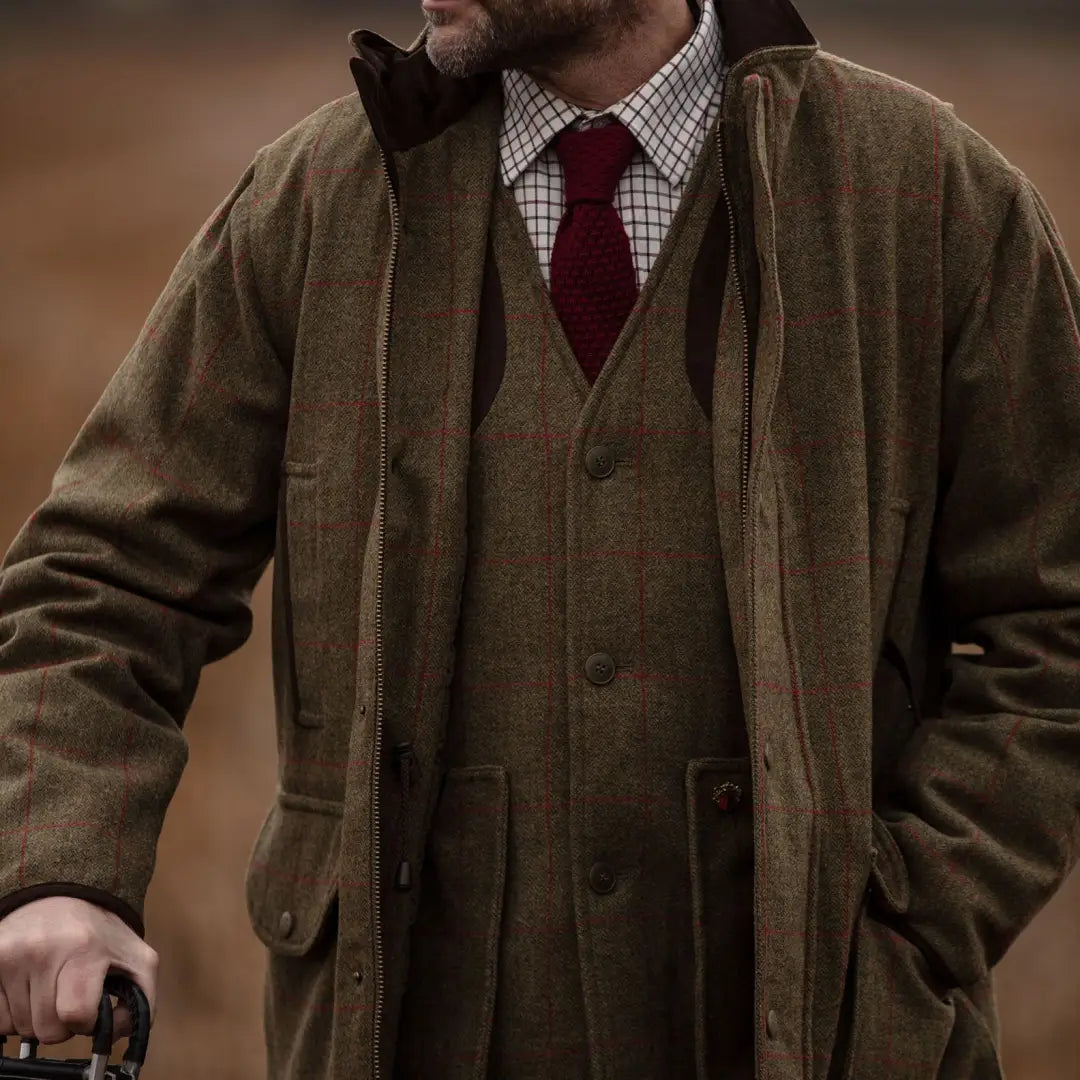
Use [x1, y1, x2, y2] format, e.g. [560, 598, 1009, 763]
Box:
[499, 0, 725, 190]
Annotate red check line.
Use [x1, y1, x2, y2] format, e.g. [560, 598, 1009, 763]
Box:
[248, 860, 368, 890]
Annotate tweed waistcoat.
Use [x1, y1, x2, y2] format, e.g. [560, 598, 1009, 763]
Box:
[394, 114, 755, 1080]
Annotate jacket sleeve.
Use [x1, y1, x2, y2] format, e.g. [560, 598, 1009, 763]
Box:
[875, 170, 1080, 987]
[0, 157, 291, 937]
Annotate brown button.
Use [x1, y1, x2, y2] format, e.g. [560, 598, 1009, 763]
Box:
[585, 652, 616, 685]
[585, 445, 616, 478]
[589, 861, 617, 895]
[766, 1008, 779, 1039]
[763, 739, 773, 771]
[278, 910, 295, 939]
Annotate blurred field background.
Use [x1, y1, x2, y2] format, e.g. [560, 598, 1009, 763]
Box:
[1, 1, 1078, 1077]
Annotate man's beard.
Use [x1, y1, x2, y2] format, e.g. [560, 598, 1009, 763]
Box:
[424, 0, 647, 80]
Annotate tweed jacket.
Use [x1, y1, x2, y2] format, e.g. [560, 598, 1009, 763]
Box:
[2, 0, 1080, 1077]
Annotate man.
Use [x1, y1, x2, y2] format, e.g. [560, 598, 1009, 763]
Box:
[0, 0, 1078, 1075]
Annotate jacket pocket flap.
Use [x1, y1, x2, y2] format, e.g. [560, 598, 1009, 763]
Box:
[869, 811, 909, 915]
[245, 791, 343, 957]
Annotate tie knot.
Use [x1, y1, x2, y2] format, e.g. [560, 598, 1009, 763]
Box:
[555, 120, 640, 207]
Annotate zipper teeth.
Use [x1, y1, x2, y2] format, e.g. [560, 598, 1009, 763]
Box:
[372, 142, 400, 1080]
[714, 120, 751, 533]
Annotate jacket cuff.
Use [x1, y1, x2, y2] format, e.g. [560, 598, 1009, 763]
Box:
[0, 883, 145, 939]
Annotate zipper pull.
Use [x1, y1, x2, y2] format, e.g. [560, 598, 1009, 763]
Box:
[393, 741, 417, 787]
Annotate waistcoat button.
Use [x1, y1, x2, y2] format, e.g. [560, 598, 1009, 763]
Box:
[278, 910, 296, 939]
[585, 444, 616, 478]
[589, 861, 617, 894]
[767, 1008, 779, 1039]
[585, 652, 616, 685]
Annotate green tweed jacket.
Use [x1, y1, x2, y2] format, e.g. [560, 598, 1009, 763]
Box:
[2, 0, 1080, 1077]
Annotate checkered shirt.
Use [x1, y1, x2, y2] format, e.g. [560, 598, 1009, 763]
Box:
[499, 0, 727, 292]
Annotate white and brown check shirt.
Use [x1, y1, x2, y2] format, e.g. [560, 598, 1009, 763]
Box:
[499, 0, 727, 292]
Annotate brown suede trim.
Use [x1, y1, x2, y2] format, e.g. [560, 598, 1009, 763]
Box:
[0, 883, 145, 939]
[472, 231, 507, 435]
[717, 0, 815, 67]
[686, 182, 732, 421]
[349, 31, 499, 154]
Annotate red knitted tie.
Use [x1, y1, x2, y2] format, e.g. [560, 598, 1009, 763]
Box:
[549, 120, 641, 385]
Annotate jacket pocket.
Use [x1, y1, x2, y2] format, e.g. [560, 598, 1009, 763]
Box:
[395, 765, 510, 1080]
[869, 496, 911, 663]
[686, 757, 755, 1080]
[850, 813, 1005, 1079]
[281, 461, 325, 728]
[245, 791, 343, 1080]
[935, 986, 1005, 1079]
[832, 900, 957, 1080]
[830, 815, 1003, 1080]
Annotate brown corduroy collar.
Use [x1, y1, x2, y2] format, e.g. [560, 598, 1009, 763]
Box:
[348, 0, 817, 154]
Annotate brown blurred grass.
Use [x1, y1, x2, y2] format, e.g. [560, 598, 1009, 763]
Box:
[1, 7, 1078, 1078]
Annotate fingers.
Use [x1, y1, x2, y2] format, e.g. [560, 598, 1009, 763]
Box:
[55, 954, 109, 1038]
[29, 962, 69, 1045]
[4, 973, 35, 1041]
[113, 940, 159, 1031]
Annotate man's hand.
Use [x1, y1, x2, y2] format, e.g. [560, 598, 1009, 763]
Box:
[0, 897, 157, 1045]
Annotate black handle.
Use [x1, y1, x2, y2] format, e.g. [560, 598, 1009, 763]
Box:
[0, 972, 150, 1075]
[100, 973, 151, 1068]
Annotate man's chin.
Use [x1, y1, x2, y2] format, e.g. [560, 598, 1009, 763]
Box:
[425, 37, 502, 78]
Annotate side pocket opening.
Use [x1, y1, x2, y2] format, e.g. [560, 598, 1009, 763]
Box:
[281, 461, 324, 728]
[867, 812, 962, 993]
[831, 901, 957, 1080]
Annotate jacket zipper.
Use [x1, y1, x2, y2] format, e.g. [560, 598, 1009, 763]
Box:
[372, 141, 401, 1080]
[715, 65, 766, 1070]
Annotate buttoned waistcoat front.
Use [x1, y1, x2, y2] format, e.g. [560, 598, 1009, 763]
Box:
[392, 117, 753, 1079]
[3, 1, 1080, 1079]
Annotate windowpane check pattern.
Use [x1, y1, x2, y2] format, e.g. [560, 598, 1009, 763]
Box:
[499, 0, 728, 293]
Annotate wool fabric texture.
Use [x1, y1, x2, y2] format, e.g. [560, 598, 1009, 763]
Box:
[2, 2, 1080, 1076]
